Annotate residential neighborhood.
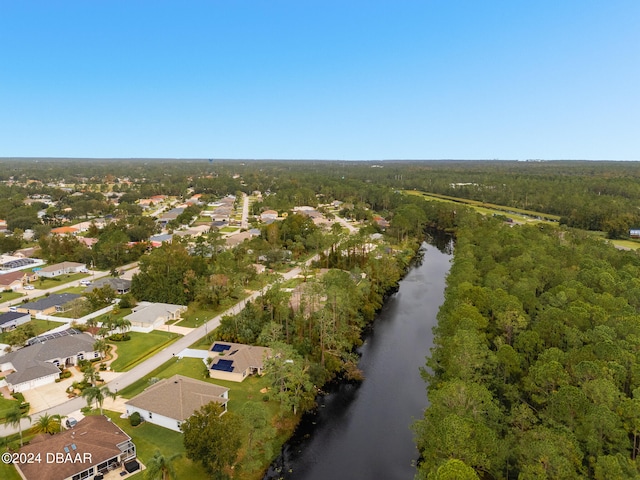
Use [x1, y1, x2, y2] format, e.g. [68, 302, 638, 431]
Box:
[0, 160, 404, 480]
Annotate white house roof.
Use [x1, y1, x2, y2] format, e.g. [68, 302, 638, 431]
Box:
[124, 302, 185, 325]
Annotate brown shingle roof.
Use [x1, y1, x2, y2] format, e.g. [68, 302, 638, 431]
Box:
[16, 415, 133, 480]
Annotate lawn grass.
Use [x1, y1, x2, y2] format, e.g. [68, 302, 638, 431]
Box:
[34, 272, 90, 290]
[109, 331, 181, 372]
[175, 305, 218, 328]
[0, 396, 20, 423]
[55, 286, 86, 295]
[0, 319, 65, 344]
[0, 459, 21, 480]
[103, 410, 208, 480]
[0, 291, 24, 303]
[113, 358, 297, 480]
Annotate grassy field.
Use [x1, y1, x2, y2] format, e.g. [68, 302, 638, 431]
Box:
[175, 305, 218, 328]
[109, 331, 181, 371]
[34, 272, 90, 290]
[406, 190, 561, 222]
[0, 291, 24, 303]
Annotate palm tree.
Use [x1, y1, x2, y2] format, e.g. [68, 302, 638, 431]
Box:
[52, 413, 67, 433]
[81, 385, 117, 415]
[114, 317, 131, 335]
[144, 450, 181, 480]
[6, 405, 32, 446]
[82, 363, 100, 387]
[93, 338, 110, 360]
[33, 413, 60, 435]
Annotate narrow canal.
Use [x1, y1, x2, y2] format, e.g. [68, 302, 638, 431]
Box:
[264, 236, 453, 480]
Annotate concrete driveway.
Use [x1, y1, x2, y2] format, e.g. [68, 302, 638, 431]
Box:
[22, 368, 84, 413]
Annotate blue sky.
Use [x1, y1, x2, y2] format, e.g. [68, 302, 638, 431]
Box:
[1, 1, 638, 160]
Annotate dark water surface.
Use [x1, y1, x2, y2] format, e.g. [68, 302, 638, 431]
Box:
[264, 238, 452, 480]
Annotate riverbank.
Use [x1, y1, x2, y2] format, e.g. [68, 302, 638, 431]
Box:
[262, 237, 453, 480]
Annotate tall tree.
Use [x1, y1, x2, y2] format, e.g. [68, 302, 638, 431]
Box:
[81, 385, 117, 415]
[181, 402, 242, 480]
[6, 406, 31, 447]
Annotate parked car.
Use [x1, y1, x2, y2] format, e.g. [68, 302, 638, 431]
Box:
[24, 285, 35, 290]
[66, 417, 77, 428]
[80, 280, 92, 286]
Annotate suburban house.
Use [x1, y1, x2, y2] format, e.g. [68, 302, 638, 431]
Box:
[50, 225, 80, 236]
[0, 311, 30, 332]
[0, 270, 27, 291]
[260, 210, 278, 221]
[16, 293, 82, 316]
[124, 302, 187, 333]
[209, 341, 272, 382]
[14, 415, 137, 480]
[0, 257, 41, 271]
[38, 261, 86, 278]
[84, 277, 131, 295]
[149, 233, 173, 247]
[125, 374, 229, 432]
[157, 207, 184, 226]
[0, 331, 100, 392]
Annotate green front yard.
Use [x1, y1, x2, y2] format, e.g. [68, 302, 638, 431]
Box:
[34, 272, 90, 290]
[0, 396, 20, 423]
[109, 331, 181, 371]
[0, 291, 24, 303]
[104, 410, 207, 480]
[175, 305, 218, 328]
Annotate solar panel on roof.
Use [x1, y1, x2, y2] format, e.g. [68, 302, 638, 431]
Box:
[64, 446, 69, 453]
[212, 359, 234, 372]
[211, 343, 231, 353]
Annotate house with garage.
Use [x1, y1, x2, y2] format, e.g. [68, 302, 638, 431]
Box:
[84, 277, 132, 295]
[125, 374, 229, 432]
[16, 293, 82, 316]
[38, 261, 86, 278]
[124, 302, 187, 333]
[0, 270, 26, 291]
[208, 341, 272, 382]
[0, 331, 100, 392]
[0, 311, 31, 332]
[13, 415, 137, 480]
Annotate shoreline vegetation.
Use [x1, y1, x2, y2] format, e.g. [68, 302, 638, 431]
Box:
[415, 210, 640, 479]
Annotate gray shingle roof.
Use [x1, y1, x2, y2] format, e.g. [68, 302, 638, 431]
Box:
[2, 332, 96, 386]
[20, 293, 81, 311]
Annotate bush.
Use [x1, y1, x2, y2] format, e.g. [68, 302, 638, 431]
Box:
[119, 294, 136, 309]
[129, 411, 142, 427]
[108, 333, 131, 342]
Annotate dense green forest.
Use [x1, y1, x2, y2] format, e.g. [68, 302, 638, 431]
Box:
[4, 158, 640, 236]
[415, 212, 640, 479]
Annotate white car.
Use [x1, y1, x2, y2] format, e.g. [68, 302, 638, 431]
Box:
[24, 285, 35, 290]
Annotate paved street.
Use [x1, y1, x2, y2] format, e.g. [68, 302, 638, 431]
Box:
[0, 263, 308, 437]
